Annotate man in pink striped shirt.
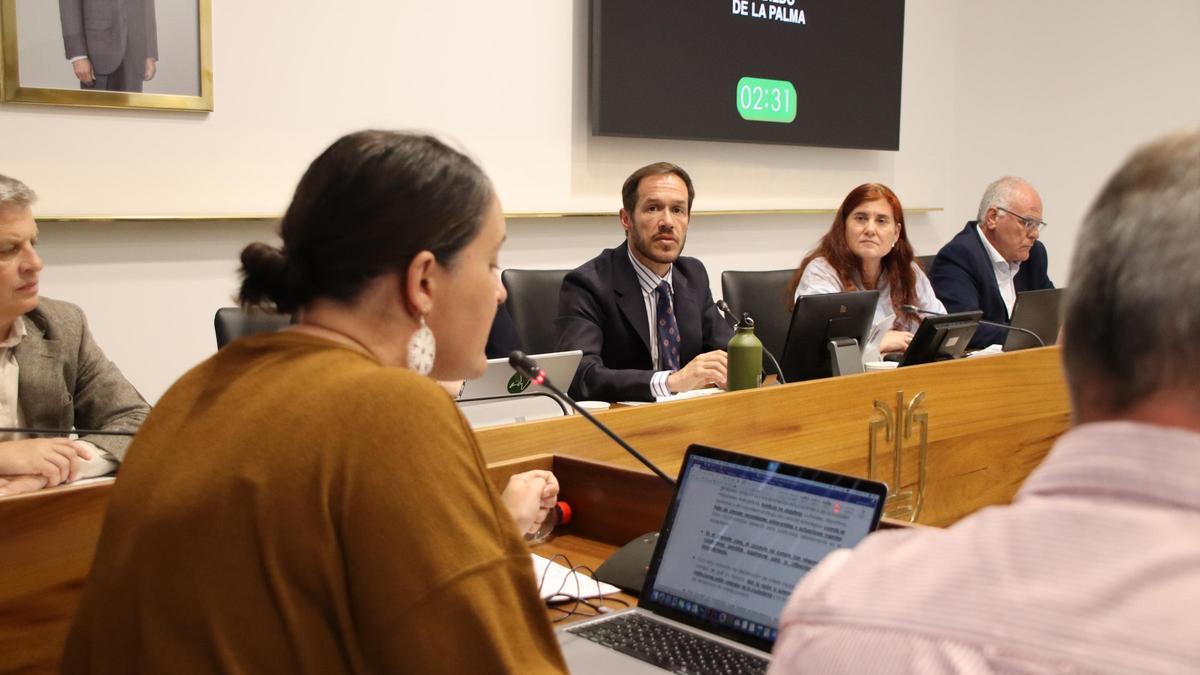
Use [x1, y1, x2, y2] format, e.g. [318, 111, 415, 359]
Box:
[770, 128, 1200, 674]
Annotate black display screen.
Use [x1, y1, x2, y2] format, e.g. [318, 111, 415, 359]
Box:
[590, 0, 905, 150]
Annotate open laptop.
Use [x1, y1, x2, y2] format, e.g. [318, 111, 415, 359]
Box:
[558, 445, 888, 674]
[457, 350, 583, 428]
[458, 350, 582, 400]
[1003, 288, 1065, 351]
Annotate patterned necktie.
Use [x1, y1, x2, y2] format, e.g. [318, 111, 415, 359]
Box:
[655, 281, 681, 371]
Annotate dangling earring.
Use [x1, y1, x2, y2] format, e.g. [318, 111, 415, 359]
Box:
[406, 315, 436, 375]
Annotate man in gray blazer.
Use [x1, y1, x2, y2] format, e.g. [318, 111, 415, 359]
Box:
[0, 175, 148, 496]
[59, 0, 158, 92]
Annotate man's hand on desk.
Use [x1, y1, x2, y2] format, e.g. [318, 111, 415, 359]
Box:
[501, 470, 559, 537]
[0, 438, 93, 489]
[0, 474, 49, 496]
[667, 350, 728, 393]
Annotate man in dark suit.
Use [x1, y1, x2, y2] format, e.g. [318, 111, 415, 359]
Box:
[930, 176, 1054, 348]
[556, 163, 732, 402]
[59, 0, 158, 92]
[0, 175, 149, 496]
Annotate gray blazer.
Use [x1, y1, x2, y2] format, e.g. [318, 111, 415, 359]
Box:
[14, 298, 149, 461]
[59, 0, 159, 75]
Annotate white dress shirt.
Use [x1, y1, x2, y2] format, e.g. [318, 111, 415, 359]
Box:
[0, 318, 28, 440]
[769, 421, 1200, 674]
[627, 249, 675, 398]
[975, 224, 1020, 319]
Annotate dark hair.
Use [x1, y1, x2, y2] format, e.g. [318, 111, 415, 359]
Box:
[786, 183, 919, 327]
[239, 131, 493, 313]
[620, 162, 695, 215]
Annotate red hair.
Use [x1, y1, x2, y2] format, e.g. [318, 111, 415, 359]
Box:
[787, 183, 922, 327]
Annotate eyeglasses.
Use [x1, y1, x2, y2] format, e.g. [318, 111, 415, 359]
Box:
[995, 206, 1047, 234]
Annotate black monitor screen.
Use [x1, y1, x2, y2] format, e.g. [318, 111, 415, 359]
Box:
[590, 0, 906, 149]
[780, 290, 878, 382]
[898, 311, 982, 367]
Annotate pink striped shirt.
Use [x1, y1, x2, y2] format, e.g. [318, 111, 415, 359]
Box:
[769, 421, 1200, 674]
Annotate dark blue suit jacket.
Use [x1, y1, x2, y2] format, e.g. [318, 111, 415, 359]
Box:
[484, 304, 519, 359]
[930, 222, 1054, 348]
[556, 242, 733, 402]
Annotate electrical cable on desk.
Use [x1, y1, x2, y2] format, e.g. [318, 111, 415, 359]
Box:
[536, 553, 630, 622]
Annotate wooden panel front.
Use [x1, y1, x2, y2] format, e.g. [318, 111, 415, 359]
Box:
[475, 347, 1071, 527]
[0, 480, 113, 674]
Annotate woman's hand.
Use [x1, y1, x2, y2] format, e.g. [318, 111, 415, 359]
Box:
[500, 470, 559, 536]
[880, 330, 914, 354]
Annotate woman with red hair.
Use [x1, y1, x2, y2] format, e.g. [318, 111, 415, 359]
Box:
[787, 183, 944, 356]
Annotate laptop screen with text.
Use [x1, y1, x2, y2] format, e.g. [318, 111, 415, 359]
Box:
[641, 446, 886, 652]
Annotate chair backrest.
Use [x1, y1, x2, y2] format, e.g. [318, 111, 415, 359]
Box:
[501, 269, 570, 355]
[915, 254, 936, 273]
[720, 269, 795, 371]
[214, 307, 292, 349]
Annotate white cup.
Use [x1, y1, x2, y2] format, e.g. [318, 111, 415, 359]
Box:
[864, 361, 899, 372]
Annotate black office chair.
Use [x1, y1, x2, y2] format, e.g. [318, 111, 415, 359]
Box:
[915, 254, 936, 272]
[501, 269, 569, 355]
[214, 307, 292, 349]
[720, 269, 794, 378]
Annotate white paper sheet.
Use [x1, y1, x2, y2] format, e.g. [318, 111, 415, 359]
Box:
[532, 553, 621, 602]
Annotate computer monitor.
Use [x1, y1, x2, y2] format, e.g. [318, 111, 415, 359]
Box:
[898, 310, 983, 367]
[779, 290, 879, 382]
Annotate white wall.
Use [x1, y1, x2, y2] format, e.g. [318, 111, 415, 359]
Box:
[4, 0, 1200, 402]
[948, 1, 1200, 283]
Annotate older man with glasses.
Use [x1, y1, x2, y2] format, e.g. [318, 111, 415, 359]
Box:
[929, 176, 1054, 348]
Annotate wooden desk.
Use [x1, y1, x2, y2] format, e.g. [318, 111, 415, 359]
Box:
[0, 479, 113, 674]
[477, 347, 1072, 527]
[1, 349, 1068, 672]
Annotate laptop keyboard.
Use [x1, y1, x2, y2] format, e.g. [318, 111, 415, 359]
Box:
[567, 613, 768, 675]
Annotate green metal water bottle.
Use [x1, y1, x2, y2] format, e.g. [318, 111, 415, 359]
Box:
[727, 314, 763, 392]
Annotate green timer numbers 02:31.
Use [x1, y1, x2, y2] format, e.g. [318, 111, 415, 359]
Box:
[736, 77, 797, 123]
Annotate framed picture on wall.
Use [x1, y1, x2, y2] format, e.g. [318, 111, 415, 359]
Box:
[0, 0, 211, 111]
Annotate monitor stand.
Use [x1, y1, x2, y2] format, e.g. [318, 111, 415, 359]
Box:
[828, 338, 864, 376]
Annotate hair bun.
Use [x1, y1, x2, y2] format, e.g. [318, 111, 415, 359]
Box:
[238, 242, 310, 313]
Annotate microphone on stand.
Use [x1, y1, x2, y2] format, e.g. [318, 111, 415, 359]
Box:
[508, 351, 675, 485]
[509, 350, 674, 593]
[901, 305, 1046, 347]
[715, 299, 787, 384]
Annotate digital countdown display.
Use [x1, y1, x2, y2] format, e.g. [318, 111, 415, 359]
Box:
[590, 0, 905, 150]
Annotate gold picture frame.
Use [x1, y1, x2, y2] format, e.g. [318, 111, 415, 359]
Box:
[0, 0, 211, 112]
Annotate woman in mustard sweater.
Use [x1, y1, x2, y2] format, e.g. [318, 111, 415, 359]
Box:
[64, 131, 568, 674]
